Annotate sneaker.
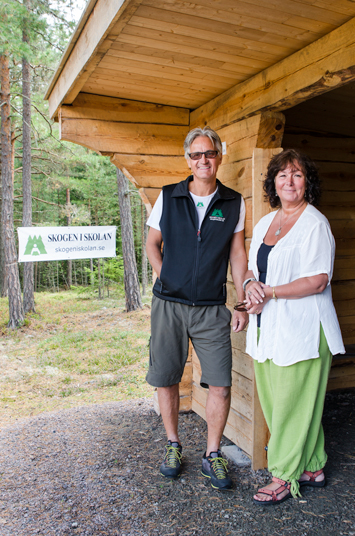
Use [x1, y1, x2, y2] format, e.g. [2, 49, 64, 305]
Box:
[160, 440, 182, 478]
[201, 450, 233, 490]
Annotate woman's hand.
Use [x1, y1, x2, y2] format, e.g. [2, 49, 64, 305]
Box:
[245, 281, 271, 315]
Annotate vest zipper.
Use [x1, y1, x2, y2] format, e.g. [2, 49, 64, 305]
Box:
[189, 192, 221, 305]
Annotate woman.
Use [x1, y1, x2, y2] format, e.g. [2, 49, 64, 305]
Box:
[243, 149, 345, 506]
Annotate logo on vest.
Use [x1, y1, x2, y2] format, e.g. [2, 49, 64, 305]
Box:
[209, 208, 225, 222]
[24, 235, 47, 256]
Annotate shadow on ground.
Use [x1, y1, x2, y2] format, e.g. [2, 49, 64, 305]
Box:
[0, 390, 354, 536]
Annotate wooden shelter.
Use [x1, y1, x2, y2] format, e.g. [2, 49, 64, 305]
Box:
[46, 0, 355, 469]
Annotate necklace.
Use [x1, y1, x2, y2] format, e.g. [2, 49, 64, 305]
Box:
[275, 203, 306, 236]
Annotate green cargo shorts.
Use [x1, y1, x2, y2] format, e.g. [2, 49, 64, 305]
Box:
[146, 296, 232, 389]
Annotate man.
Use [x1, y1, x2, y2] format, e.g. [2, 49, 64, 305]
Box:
[146, 126, 248, 490]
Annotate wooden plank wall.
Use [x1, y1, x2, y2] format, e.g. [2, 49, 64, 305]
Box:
[190, 112, 285, 467]
[283, 108, 355, 347]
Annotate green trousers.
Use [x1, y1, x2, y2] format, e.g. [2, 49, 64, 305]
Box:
[254, 325, 332, 497]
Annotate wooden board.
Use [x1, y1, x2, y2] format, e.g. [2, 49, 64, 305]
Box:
[64, 93, 189, 125]
[328, 357, 355, 390]
[47, 0, 145, 118]
[283, 82, 355, 137]
[191, 382, 253, 456]
[60, 118, 187, 155]
[231, 371, 253, 421]
[138, 187, 161, 213]
[111, 154, 187, 189]
[283, 132, 355, 162]
[191, 17, 355, 131]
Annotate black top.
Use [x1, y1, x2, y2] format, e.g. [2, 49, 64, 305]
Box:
[153, 176, 242, 306]
[257, 242, 274, 327]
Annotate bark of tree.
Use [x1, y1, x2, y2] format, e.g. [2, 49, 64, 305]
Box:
[116, 168, 142, 311]
[22, 1, 35, 313]
[0, 177, 7, 297]
[66, 188, 72, 288]
[1, 53, 24, 328]
[141, 200, 148, 296]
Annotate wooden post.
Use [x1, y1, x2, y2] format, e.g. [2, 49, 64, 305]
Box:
[250, 147, 283, 469]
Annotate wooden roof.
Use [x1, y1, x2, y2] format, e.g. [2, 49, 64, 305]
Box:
[46, 0, 355, 118]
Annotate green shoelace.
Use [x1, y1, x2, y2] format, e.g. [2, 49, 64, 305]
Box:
[165, 445, 182, 468]
[211, 456, 228, 479]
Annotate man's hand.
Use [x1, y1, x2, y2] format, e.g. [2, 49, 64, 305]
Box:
[232, 309, 249, 332]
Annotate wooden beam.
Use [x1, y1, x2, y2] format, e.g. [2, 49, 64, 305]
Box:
[191, 17, 355, 131]
[64, 93, 189, 125]
[59, 116, 187, 155]
[138, 187, 161, 215]
[47, 0, 144, 119]
[111, 154, 187, 188]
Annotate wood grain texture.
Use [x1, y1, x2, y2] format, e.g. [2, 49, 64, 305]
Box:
[48, 0, 145, 118]
[111, 154, 188, 189]
[64, 93, 189, 125]
[191, 17, 355, 131]
[60, 118, 187, 155]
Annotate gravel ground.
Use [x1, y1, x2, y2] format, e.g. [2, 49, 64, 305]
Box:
[0, 390, 354, 536]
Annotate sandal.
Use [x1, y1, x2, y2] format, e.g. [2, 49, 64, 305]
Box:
[253, 476, 292, 507]
[299, 469, 325, 488]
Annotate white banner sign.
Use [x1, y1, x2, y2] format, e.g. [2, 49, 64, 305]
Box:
[18, 226, 116, 262]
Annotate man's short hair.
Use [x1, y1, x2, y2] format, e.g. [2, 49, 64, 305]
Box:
[184, 126, 222, 160]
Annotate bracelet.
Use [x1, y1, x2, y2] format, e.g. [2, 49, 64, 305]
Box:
[272, 287, 278, 301]
[242, 277, 256, 292]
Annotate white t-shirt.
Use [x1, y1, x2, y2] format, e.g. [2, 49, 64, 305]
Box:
[147, 189, 245, 233]
[246, 204, 345, 366]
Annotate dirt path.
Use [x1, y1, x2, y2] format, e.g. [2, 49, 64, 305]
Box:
[0, 390, 354, 536]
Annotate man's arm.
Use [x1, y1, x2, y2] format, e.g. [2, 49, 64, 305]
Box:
[229, 230, 249, 333]
[146, 227, 163, 279]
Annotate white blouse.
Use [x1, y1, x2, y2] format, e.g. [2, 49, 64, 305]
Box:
[246, 204, 345, 366]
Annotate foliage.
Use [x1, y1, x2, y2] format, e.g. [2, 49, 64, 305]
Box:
[0, 0, 151, 295]
[0, 288, 153, 424]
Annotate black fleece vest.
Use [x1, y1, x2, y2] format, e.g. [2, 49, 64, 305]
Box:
[153, 176, 241, 306]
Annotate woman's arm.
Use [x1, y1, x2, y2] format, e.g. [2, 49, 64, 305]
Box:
[245, 273, 328, 314]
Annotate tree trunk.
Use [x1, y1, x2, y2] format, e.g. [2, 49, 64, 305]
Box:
[141, 200, 148, 296]
[0, 176, 7, 297]
[98, 258, 101, 299]
[116, 168, 142, 311]
[66, 188, 72, 288]
[22, 3, 35, 313]
[1, 54, 24, 328]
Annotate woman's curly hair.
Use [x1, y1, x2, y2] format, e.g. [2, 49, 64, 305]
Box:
[263, 149, 321, 208]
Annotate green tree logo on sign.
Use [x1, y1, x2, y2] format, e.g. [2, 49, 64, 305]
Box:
[24, 236, 47, 256]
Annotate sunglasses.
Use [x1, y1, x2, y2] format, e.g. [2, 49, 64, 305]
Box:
[188, 150, 219, 160]
[234, 302, 248, 312]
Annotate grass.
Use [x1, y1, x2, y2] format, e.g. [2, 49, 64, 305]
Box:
[0, 286, 154, 427]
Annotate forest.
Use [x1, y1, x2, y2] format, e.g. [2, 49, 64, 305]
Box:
[0, 0, 150, 328]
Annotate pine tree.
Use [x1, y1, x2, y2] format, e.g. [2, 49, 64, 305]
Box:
[1, 52, 24, 327]
[116, 168, 142, 311]
[22, 0, 35, 313]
